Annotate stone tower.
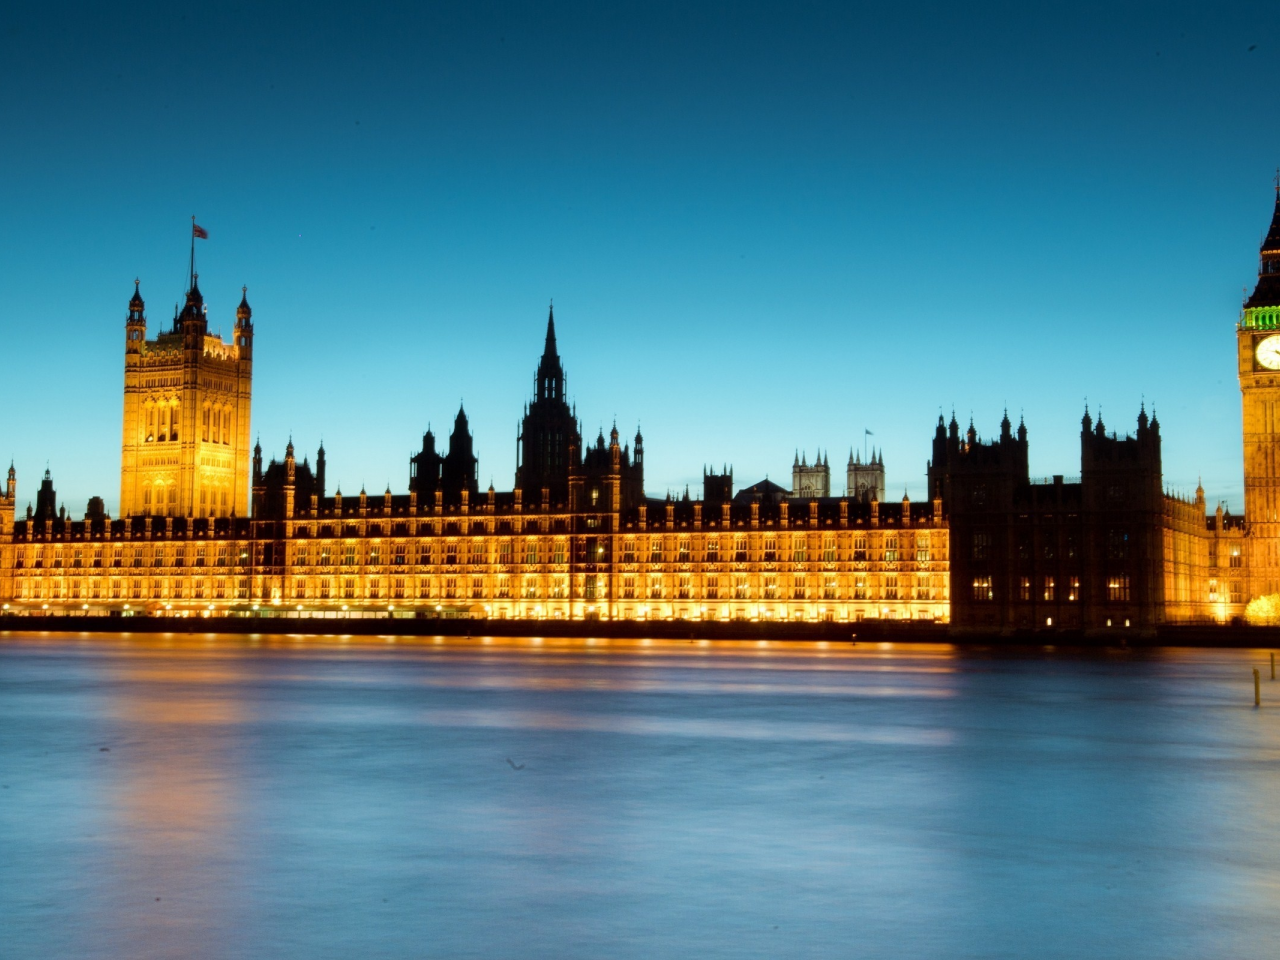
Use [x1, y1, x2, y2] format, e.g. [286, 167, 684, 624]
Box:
[119, 263, 253, 518]
[847, 448, 885, 503]
[516, 304, 577, 502]
[792, 450, 830, 498]
[1239, 184, 1280, 598]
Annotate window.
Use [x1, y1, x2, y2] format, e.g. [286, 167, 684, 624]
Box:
[1019, 577, 1031, 601]
[705, 575, 719, 600]
[854, 576, 867, 600]
[915, 538, 930, 563]
[497, 576, 511, 598]
[551, 577, 567, 599]
[1230, 581, 1243, 604]
[622, 575, 636, 599]
[678, 575, 691, 599]
[1043, 577, 1056, 602]
[319, 578, 331, 599]
[1208, 578, 1219, 602]
[885, 537, 899, 563]
[343, 543, 358, 566]
[733, 575, 749, 599]
[295, 544, 309, 567]
[445, 577, 458, 599]
[319, 545, 331, 566]
[343, 578, 356, 599]
[525, 540, 538, 564]
[763, 575, 777, 600]
[585, 575, 598, 600]
[446, 542, 459, 565]
[522, 577, 538, 599]
[706, 538, 718, 562]
[368, 545, 381, 565]
[853, 536, 867, 561]
[971, 533, 991, 561]
[499, 541, 513, 564]
[792, 536, 807, 563]
[648, 575, 662, 599]
[1107, 529, 1129, 561]
[394, 543, 406, 565]
[1230, 546, 1242, 568]
[822, 536, 836, 563]
[915, 575, 930, 600]
[678, 539, 691, 562]
[471, 540, 485, 564]
[792, 575, 806, 600]
[972, 576, 993, 601]
[393, 578, 406, 599]
[885, 576, 899, 600]
[623, 539, 636, 563]
[553, 541, 566, 565]
[734, 537, 747, 562]
[202, 406, 211, 442]
[823, 575, 837, 600]
[1107, 576, 1130, 602]
[649, 538, 663, 563]
[763, 537, 777, 562]
[471, 577, 483, 599]
[294, 578, 306, 599]
[1068, 577, 1080, 602]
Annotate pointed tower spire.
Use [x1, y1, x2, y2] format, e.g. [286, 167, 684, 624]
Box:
[1245, 180, 1280, 313]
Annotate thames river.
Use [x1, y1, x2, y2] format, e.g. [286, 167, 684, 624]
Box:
[1, 633, 1278, 959]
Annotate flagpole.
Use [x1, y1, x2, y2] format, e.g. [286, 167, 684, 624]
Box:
[189, 215, 196, 288]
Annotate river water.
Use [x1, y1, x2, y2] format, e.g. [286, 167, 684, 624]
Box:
[1, 633, 1278, 959]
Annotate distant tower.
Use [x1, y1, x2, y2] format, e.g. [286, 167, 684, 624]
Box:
[516, 303, 577, 501]
[441, 404, 479, 503]
[119, 251, 253, 517]
[33, 469, 57, 521]
[1239, 182, 1280, 597]
[847, 448, 885, 503]
[792, 450, 830, 498]
[703, 465, 733, 502]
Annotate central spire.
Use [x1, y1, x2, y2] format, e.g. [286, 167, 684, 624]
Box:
[543, 301, 558, 360]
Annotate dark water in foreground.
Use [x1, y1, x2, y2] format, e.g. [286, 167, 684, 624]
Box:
[1, 634, 1279, 959]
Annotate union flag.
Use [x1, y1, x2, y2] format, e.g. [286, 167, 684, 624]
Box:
[192, 223, 208, 239]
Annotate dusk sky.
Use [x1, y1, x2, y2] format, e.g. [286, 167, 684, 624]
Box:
[3, 2, 1279, 515]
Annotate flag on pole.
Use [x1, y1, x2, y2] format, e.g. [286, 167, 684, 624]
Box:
[865, 429, 874, 436]
[192, 223, 208, 239]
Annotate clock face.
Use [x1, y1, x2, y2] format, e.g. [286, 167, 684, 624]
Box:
[1258, 335, 1280, 370]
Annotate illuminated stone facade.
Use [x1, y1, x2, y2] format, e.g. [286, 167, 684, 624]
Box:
[119, 276, 253, 520]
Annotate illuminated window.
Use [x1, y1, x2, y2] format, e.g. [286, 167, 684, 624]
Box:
[853, 536, 867, 561]
[1230, 581, 1243, 604]
[471, 540, 485, 564]
[792, 575, 806, 600]
[885, 576, 899, 600]
[471, 577, 483, 599]
[649, 575, 662, 599]
[1019, 577, 1031, 601]
[623, 539, 636, 563]
[763, 537, 777, 562]
[1043, 576, 1055, 602]
[553, 541, 566, 565]
[734, 537, 748, 562]
[885, 537, 899, 563]
[678, 575, 691, 599]
[972, 576, 993, 601]
[916, 575, 930, 600]
[497, 576, 511, 598]
[763, 575, 777, 599]
[705, 538, 718, 562]
[344, 543, 357, 566]
[678, 539, 691, 563]
[551, 577, 567, 599]
[369, 545, 381, 565]
[734, 575, 749, 599]
[1068, 576, 1079, 601]
[854, 576, 868, 600]
[792, 535, 807, 563]
[525, 540, 538, 565]
[1106, 576, 1130, 602]
[823, 574, 837, 600]
[704, 575, 718, 600]
[498, 541, 513, 564]
[622, 575, 636, 599]
[649, 538, 663, 563]
[822, 536, 836, 563]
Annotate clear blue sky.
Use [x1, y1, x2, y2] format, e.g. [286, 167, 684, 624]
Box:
[2, 2, 1277, 515]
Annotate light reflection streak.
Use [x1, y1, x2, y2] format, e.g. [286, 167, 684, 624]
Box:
[411, 706, 955, 746]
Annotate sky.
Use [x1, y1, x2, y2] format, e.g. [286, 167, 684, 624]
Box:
[2, 1, 1278, 515]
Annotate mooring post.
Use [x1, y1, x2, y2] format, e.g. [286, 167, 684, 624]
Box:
[1255, 668, 1261, 708]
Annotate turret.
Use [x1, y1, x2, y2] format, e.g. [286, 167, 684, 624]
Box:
[234, 286, 254, 357]
[125, 280, 146, 354]
[316, 442, 326, 498]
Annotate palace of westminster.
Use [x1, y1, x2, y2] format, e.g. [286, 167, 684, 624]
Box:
[7, 190, 1280, 633]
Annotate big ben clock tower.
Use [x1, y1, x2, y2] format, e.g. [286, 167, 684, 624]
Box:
[1239, 184, 1280, 598]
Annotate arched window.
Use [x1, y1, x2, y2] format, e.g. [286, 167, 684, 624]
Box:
[143, 485, 152, 507]
[223, 409, 232, 444]
[171, 403, 179, 442]
[202, 406, 211, 442]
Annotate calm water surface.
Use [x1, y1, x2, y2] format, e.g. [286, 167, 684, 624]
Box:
[1, 633, 1279, 959]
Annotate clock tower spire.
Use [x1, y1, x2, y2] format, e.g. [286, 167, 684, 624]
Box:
[1238, 180, 1280, 599]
